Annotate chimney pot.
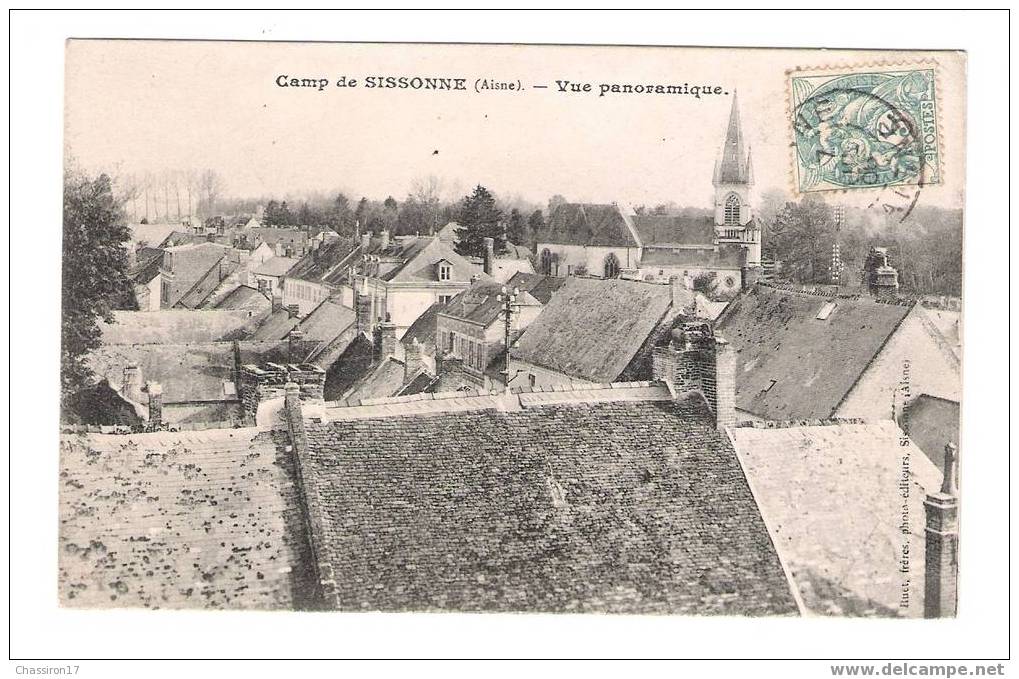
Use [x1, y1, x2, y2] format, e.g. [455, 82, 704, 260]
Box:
[379, 314, 398, 359]
[483, 237, 495, 276]
[146, 381, 163, 427]
[924, 442, 959, 618]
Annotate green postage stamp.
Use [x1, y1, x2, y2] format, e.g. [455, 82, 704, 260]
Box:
[790, 66, 941, 192]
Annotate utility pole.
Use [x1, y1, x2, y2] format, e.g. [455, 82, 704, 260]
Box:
[831, 204, 845, 284]
[496, 285, 521, 393]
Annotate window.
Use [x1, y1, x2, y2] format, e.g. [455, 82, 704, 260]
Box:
[438, 263, 452, 281]
[724, 275, 736, 288]
[724, 194, 741, 226]
[603, 253, 621, 279]
[468, 341, 476, 369]
[438, 294, 453, 304]
[816, 300, 837, 320]
[540, 249, 554, 276]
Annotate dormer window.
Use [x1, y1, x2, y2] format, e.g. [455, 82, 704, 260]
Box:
[437, 261, 452, 281]
[816, 300, 837, 320]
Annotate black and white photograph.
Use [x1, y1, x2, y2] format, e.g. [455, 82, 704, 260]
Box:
[7, 8, 1012, 672]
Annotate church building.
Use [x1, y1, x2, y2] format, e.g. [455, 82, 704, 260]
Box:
[533, 94, 762, 298]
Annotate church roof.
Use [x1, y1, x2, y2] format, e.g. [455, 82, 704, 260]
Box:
[537, 203, 640, 248]
[714, 94, 752, 185]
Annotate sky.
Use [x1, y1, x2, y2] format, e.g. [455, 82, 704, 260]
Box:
[65, 40, 966, 210]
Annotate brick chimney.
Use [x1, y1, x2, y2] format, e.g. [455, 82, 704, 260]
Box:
[924, 442, 959, 618]
[361, 231, 371, 251]
[379, 229, 390, 251]
[271, 293, 283, 313]
[404, 338, 425, 383]
[865, 247, 900, 301]
[483, 237, 495, 276]
[651, 323, 736, 431]
[379, 313, 398, 359]
[122, 364, 144, 404]
[146, 382, 163, 427]
[355, 279, 373, 335]
[287, 303, 300, 319]
[239, 363, 325, 420]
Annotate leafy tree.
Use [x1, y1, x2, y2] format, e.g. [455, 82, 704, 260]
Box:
[527, 209, 545, 245]
[766, 195, 836, 284]
[505, 208, 528, 245]
[62, 171, 136, 405]
[455, 185, 506, 258]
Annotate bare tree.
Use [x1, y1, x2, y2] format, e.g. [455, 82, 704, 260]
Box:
[199, 169, 224, 218]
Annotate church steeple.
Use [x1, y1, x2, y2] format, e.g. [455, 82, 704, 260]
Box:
[714, 92, 752, 186]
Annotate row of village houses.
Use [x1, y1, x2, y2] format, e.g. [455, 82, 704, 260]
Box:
[60, 94, 961, 616]
[61, 232, 962, 615]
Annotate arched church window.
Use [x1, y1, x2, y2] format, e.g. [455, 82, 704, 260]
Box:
[724, 194, 741, 226]
[540, 249, 554, 275]
[603, 253, 621, 279]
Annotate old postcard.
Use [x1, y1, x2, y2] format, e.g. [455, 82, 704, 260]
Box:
[59, 39, 965, 618]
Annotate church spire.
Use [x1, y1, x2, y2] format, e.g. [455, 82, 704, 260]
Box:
[714, 92, 752, 185]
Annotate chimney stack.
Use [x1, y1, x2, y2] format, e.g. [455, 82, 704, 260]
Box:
[271, 293, 283, 313]
[146, 382, 163, 427]
[355, 279, 373, 335]
[122, 364, 144, 404]
[379, 313, 398, 359]
[865, 247, 900, 301]
[652, 323, 736, 431]
[483, 237, 495, 276]
[404, 338, 424, 383]
[287, 303, 300, 319]
[379, 229, 390, 251]
[361, 231, 372, 251]
[924, 442, 959, 618]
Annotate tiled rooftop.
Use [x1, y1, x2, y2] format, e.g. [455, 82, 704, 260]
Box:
[296, 389, 798, 614]
[730, 421, 942, 617]
[59, 427, 317, 609]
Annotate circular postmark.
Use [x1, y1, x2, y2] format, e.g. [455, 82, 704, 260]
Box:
[792, 70, 937, 221]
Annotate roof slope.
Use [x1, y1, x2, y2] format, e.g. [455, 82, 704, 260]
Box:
[341, 356, 406, 402]
[715, 285, 913, 420]
[59, 428, 317, 609]
[297, 299, 357, 343]
[538, 203, 640, 248]
[163, 243, 232, 307]
[249, 309, 301, 341]
[252, 256, 298, 277]
[286, 239, 357, 284]
[100, 310, 261, 345]
[298, 394, 798, 614]
[400, 302, 444, 355]
[213, 285, 271, 313]
[441, 281, 539, 328]
[378, 237, 485, 284]
[641, 243, 745, 270]
[89, 342, 237, 404]
[513, 278, 674, 382]
[505, 271, 567, 305]
[633, 214, 716, 247]
[730, 422, 942, 617]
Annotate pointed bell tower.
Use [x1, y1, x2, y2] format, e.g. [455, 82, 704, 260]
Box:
[713, 92, 760, 266]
